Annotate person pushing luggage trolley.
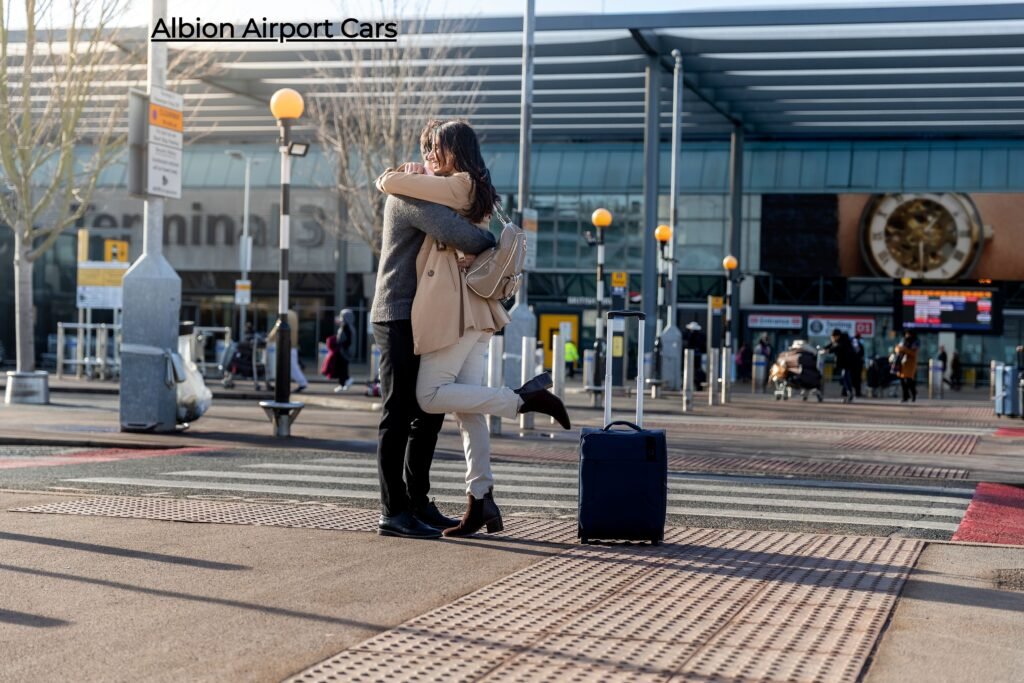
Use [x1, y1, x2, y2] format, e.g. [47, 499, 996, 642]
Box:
[578, 311, 668, 546]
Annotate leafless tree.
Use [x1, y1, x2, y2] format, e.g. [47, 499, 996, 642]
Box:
[0, 0, 227, 373]
[307, 3, 481, 256]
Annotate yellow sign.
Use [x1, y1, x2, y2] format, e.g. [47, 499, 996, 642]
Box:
[104, 239, 129, 262]
[78, 264, 127, 287]
[710, 296, 724, 310]
[77, 228, 89, 262]
[611, 271, 628, 288]
[612, 336, 624, 357]
[149, 103, 183, 132]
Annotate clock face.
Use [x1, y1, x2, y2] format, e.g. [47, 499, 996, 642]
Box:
[860, 193, 985, 280]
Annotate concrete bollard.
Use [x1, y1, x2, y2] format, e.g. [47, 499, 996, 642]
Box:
[551, 333, 565, 426]
[487, 335, 504, 435]
[682, 348, 694, 412]
[520, 336, 536, 430]
[707, 349, 718, 406]
[752, 353, 767, 394]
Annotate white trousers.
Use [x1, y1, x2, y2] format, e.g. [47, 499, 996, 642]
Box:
[290, 348, 308, 388]
[416, 330, 521, 499]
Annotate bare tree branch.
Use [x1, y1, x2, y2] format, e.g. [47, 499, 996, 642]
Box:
[306, 2, 482, 256]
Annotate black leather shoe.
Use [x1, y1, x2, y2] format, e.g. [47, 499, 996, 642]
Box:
[516, 387, 571, 430]
[378, 511, 442, 539]
[413, 500, 459, 529]
[515, 372, 553, 396]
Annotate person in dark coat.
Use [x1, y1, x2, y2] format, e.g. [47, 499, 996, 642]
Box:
[682, 321, 707, 391]
[851, 332, 866, 397]
[322, 309, 355, 392]
[824, 329, 857, 403]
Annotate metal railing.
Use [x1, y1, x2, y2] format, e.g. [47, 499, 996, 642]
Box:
[56, 323, 122, 380]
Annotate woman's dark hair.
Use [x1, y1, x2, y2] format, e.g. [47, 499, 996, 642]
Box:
[431, 120, 500, 224]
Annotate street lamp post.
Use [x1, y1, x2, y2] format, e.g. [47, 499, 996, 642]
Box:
[226, 150, 264, 338]
[590, 208, 612, 400]
[652, 224, 672, 398]
[259, 88, 307, 437]
[722, 254, 738, 403]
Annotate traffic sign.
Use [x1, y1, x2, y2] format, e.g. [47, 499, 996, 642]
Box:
[77, 261, 129, 309]
[146, 143, 182, 198]
[710, 296, 724, 310]
[611, 271, 628, 288]
[235, 279, 252, 305]
[521, 208, 538, 270]
[149, 103, 183, 132]
[104, 239, 129, 262]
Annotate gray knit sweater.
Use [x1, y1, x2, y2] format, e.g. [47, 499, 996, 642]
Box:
[370, 195, 496, 323]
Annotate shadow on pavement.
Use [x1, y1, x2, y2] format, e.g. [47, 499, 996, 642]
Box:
[0, 608, 71, 628]
[0, 563, 389, 629]
[0, 532, 250, 571]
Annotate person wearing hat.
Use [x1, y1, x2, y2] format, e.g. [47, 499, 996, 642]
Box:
[322, 309, 355, 393]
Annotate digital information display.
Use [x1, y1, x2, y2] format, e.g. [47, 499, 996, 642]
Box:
[897, 288, 1002, 334]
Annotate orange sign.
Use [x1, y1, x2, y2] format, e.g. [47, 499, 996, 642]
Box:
[149, 103, 183, 132]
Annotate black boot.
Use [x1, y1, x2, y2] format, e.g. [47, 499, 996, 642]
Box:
[412, 499, 459, 530]
[443, 488, 504, 537]
[515, 372, 553, 395]
[515, 382, 571, 430]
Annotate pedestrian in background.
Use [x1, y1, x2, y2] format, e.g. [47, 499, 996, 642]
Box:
[735, 342, 752, 381]
[564, 339, 579, 378]
[895, 331, 920, 403]
[322, 309, 355, 393]
[851, 332, 865, 398]
[945, 350, 962, 391]
[824, 328, 856, 403]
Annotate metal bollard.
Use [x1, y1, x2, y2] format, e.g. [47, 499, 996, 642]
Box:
[752, 353, 766, 394]
[370, 344, 381, 382]
[682, 348, 694, 412]
[720, 347, 731, 404]
[707, 349, 718, 406]
[488, 335, 504, 435]
[551, 334, 565, 426]
[582, 349, 596, 390]
[57, 324, 66, 379]
[520, 336, 536, 430]
[990, 359, 998, 400]
[928, 359, 944, 400]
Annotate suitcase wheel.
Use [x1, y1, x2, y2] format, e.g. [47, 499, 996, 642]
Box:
[651, 537, 662, 546]
[580, 537, 590, 545]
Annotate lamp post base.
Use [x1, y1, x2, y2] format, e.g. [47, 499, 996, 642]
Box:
[4, 371, 50, 405]
[259, 400, 304, 437]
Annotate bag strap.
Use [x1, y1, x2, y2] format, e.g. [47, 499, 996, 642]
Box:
[492, 202, 512, 226]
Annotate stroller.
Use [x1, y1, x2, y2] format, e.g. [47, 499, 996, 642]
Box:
[866, 355, 899, 398]
[221, 334, 267, 390]
[769, 341, 824, 402]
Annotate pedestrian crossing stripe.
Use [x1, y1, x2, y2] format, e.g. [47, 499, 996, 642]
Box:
[64, 455, 973, 534]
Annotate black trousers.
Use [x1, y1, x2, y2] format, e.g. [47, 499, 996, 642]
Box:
[373, 320, 445, 516]
[901, 377, 917, 402]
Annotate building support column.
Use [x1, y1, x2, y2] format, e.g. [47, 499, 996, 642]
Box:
[728, 125, 744, 350]
[641, 54, 661, 353]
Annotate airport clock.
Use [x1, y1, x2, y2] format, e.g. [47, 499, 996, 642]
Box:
[860, 192, 990, 280]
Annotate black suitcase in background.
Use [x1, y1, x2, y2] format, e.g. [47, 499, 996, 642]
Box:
[578, 311, 668, 545]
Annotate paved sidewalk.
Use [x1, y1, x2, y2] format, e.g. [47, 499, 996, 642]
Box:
[4, 489, 1023, 682]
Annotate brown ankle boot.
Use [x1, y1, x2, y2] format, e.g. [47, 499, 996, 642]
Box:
[443, 489, 504, 537]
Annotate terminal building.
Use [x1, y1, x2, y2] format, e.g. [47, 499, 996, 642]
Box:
[3, 4, 1023, 380]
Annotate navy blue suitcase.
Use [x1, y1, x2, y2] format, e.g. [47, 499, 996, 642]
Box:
[578, 311, 667, 545]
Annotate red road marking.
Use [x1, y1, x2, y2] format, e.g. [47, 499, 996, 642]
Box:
[994, 427, 1024, 438]
[952, 482, 1024, 545]
[0, 447, 218, 470]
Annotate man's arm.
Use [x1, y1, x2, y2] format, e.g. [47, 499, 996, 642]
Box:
[394, 195, 496, 254]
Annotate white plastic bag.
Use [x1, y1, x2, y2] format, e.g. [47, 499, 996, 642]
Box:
[176, 335, 212, 423]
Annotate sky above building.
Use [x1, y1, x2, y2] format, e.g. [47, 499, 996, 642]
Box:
[9, 0, 1024, 31]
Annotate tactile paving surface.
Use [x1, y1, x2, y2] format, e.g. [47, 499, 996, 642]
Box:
[492, 447, 969, 480]
[286, 529, 922, 683]
[834, 431, 977, 455]
[10, 497, 577, 544]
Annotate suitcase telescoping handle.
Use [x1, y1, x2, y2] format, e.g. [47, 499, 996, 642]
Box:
[604, 310, 645, 429]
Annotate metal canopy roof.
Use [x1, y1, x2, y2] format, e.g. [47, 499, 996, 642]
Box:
[24, 2, 1024, 142]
